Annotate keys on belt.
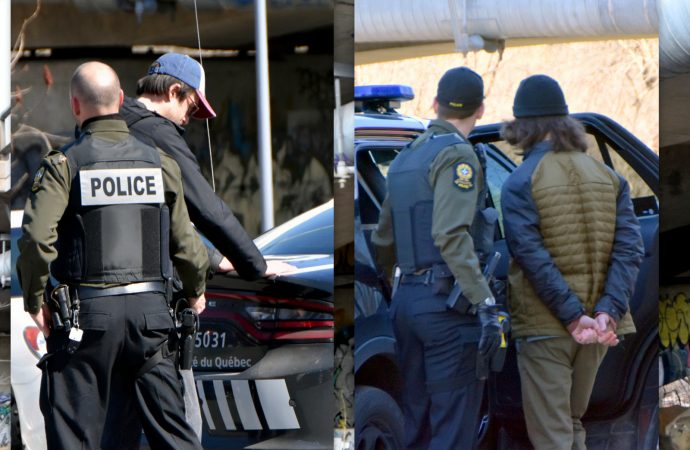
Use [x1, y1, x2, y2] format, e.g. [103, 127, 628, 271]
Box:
[48, 284, 83, 354]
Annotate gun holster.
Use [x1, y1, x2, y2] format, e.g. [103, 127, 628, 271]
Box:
[431, 264, 454, 295]
[446, 283, 473, 315]
[178, 308, 198, 370]
[48, 284, 77, 332]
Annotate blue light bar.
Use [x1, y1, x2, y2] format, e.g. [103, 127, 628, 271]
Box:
[355, 85, 415, 102]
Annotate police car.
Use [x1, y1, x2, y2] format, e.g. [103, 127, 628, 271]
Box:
[353, 85, 659, 449]
[195, 200, 333, 449]
[10, 200, 334, 450]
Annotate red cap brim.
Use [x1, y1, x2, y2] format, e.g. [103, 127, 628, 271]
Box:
[193, 89, 216, 119]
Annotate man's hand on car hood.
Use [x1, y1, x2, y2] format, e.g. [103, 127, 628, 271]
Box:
[264, 260, 298, 278]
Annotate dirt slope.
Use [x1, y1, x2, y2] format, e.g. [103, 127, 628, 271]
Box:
[355, 39, 659, 154]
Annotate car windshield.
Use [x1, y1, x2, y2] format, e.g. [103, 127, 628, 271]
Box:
[257, 201, 334, 256]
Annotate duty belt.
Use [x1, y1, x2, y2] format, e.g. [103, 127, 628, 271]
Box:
[77, 281, 166, 299]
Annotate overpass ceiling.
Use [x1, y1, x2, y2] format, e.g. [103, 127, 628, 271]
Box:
[12, 1, 332, 49]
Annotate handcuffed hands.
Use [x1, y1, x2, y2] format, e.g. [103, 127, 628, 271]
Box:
[594, 313, 619, 346]
[566, 313, 619, 346]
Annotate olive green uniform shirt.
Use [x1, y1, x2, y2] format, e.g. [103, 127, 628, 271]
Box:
[17, 117, 209, 314]
[372, 119, 492, 305]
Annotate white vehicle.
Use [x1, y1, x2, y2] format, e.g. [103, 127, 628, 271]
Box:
[10, 210, 47, 450]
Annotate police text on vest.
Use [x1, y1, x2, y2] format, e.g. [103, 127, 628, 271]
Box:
[79, 168, 165, 206]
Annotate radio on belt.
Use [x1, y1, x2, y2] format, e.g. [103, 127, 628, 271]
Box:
[79, 168, 165, 206]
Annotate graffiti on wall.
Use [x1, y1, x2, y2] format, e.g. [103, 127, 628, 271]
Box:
[660, 286, 690, 348]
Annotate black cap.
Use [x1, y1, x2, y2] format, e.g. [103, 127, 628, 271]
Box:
[513, 75, 568, 118]
[436, 67, 484, 111]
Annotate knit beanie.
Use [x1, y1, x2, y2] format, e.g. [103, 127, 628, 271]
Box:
[513, 74, 568, 118]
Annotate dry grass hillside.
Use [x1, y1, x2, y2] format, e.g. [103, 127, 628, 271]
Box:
[355, 39, 659, 156]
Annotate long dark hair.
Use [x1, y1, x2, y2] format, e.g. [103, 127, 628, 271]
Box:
[501, 116, 587, 154]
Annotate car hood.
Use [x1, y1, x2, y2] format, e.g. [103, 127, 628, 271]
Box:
[209, 253, 334, 298]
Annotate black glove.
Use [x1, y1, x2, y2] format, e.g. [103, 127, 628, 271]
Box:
[477, 301, 502, 359]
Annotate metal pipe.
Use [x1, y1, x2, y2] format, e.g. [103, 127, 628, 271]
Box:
[334, 77, 343, 164]
[355, 0, 657, 43]
[1, 0, 10, 148]
[0, 0, 11, 192]
[256, 0, 274, 232]
[660, 0, 690, 76]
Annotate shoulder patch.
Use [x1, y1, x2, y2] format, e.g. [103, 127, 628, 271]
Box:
[31, 166, 46, 192]
[453, 162, 475, 191]
[48, 153, 67, 165]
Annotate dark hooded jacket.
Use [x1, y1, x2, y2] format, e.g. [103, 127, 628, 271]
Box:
[121, 96, 267, 280]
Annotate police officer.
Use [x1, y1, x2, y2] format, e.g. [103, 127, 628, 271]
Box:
[17, 62, 208, 450]
[372, 67, 502, 450]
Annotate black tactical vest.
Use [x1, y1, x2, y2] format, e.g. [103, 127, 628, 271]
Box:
[51, 132, 172, 284]
[387, 132, 496, 274]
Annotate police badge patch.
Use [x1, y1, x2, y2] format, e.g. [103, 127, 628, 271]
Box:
[31, 167, 46, 192]
[453, 162, 475, 191]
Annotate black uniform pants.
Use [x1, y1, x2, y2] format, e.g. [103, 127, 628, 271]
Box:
[391, 283, 485, 450]
[39, 292, 202, 450]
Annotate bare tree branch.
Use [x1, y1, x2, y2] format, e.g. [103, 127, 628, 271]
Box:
[11, 0, 42, 71]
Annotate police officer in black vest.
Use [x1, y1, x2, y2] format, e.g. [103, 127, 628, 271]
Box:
[17, 62, 208, 450]
[372, 67, 502, 450]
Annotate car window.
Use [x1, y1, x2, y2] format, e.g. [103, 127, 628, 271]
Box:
[357, 124, 656, 239]
[367, 148, 399, 178]
[258, 206, 333, 255]
[356, 145, 401, 226]
[484, 151, 513, 237]
[584, 134, 655, 200]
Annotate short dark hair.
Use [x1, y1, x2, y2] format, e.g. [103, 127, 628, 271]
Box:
[136, 74, 195, 99]
[437, 102, 480, 120]
[501, 115, 587, 154]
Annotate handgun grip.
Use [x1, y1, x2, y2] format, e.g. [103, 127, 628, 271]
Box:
[51, 312, 63, 330]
